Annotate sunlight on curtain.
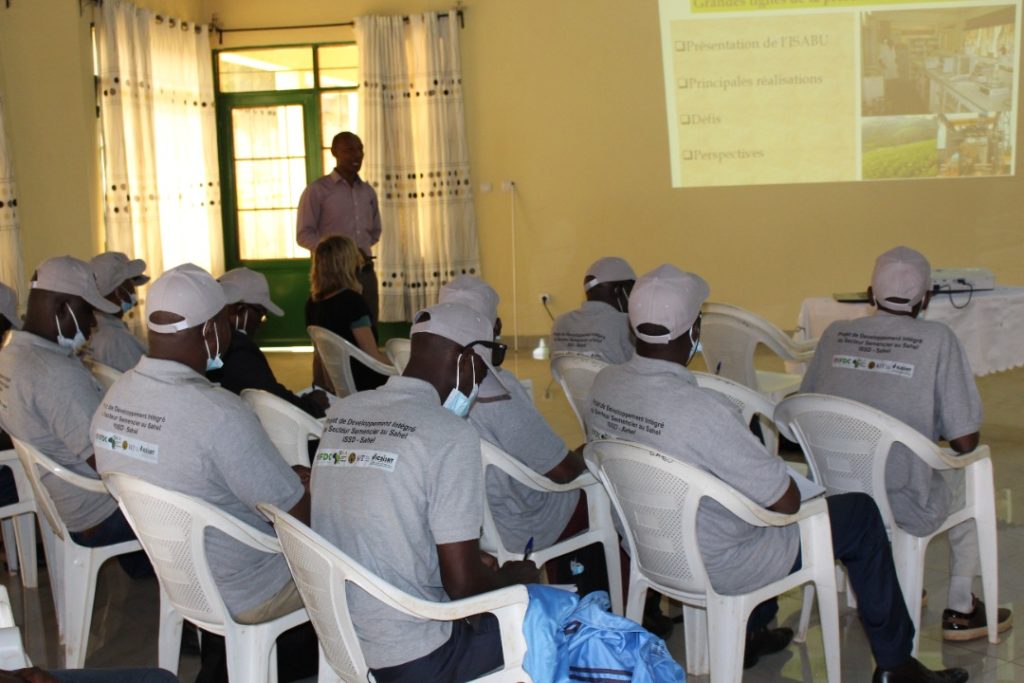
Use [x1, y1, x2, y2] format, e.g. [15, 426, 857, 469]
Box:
[0, 93, 24, 304]
[355, 11, 480, 322]
[96, 0, 222, 279]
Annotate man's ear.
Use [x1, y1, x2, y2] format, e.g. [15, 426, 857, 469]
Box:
[920, 290, 932, 311]
[866, 286, 876, 307]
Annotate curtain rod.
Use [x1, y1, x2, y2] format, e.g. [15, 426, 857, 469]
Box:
[212, 9, 464, 45]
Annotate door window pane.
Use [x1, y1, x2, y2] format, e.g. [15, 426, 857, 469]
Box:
[231, 105, 309, 260]
[320, 91, 359, 175]
[318, 44, 359, 88]
[218, 47, 314, 92]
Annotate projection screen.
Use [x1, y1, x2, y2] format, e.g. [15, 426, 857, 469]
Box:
[659, 0, 1021, 187]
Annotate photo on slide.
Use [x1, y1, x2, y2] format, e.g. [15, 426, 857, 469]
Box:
[861, 5, 1015, 117]
[862, 112, 1012, 179]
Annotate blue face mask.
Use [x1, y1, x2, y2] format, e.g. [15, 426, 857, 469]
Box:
[204, 320, 224, 372]
[442, 352, 479, 418]
[117, 287, 138, 314]
[56, 304, 87, 353]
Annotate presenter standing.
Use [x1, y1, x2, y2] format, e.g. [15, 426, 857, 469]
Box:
[296, 131, 381, 325]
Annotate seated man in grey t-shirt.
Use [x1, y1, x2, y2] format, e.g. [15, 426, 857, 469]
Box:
[92, 264, 317, 680]
[312, 302, 538, 683]
[551, 257, 636, 363]
[801, 246, 1010, 642]
[86, 251, 150, 372]
[587, 264, 967, 683]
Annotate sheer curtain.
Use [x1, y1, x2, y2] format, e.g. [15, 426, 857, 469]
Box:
[95, 0, 222, 279]
[0, 92, 24, 303]
[355, 11, 480, 322]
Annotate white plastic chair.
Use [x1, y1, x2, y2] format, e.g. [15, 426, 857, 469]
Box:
[700, 302, 816, 401]
[260, 503, 532, 683]
[384, 337, 411, 373]
[479, 439, 623, 614]
[308, 326, 397, 397]
[0, 585, 31, 670]
[775, 393, 999, 654]
[585, 439, 840, 682]
[549, 353, 608, 439]
[86, 360, 123, 391]
[693, 371, 789, 456]
[104, 472, 309, 681]
[0, 448, 39, 588]
[11, 438, 142, 668]
[242, 389, 323, 468]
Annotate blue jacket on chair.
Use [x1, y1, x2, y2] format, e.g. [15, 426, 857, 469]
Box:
[524, 585, 685, 683]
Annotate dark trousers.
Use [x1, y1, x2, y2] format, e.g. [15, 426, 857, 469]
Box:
[359, 261, 379, 329]
[748, 493, 914, 669]
[371, 613, 504, 683]
[69, 508, 153, 579]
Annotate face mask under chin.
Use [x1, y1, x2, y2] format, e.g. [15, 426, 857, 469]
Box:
[204, 320, 225, 372]
[442, 352, 479, 417]
[55, 304, 87, 353]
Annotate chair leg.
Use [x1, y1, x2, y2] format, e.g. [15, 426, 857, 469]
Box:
[682, 605, 709, 675]
[975, 515, 1000, 644]
[227, 624, 275, 683]
[2, 518, 17, 574]
[624, 576, 646, 624]
[13, 513, 37, 588]
[158, 589, 183, 674]
[316, 645, 338, 683]
[893, 534, 927, 656]
[43, 532, 65, 640]
[706, 598, 749, 683]
[795, 584, 814, 643]
[601, 535, 623, 615]
[815, 579, 842, 683]
[62, 547, 98, 668]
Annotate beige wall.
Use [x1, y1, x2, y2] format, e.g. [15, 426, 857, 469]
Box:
[0, 0, 204, 289]
[3, 0, 1022, 330]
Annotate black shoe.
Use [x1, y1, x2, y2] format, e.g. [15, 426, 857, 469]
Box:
[872, 657, 968, 683]
[642, 608, 674, 638]
[942, 595, 1013, 642]
[743, 626, 793, 669]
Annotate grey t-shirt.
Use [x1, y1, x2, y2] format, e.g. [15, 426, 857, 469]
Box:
[0, 331, 118, 532]
[312, 375, 485, 669]
[800, 312, 982, 535]
[551, 300, 634, 364]
[587, 354, 799, 595]
[469, 367, 580, 552]
[92, 356, 304, 616]
[86, 313, 147, 372]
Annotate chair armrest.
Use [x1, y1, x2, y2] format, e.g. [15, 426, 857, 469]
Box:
[52, 465, 109, 495]
[397, 584, 530, 622]
[482, 441, 597, 493]
[730, 493, 830, 528]
[927, 444, 991, 470]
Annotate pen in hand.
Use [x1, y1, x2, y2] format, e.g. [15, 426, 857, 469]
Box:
[523, 536, 534, 562]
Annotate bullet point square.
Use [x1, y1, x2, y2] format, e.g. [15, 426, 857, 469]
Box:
[675, 41, 686, 51]
[680, 114, 691, 125]
[679, 79, 689, 90]
[682, 150, 694, 161]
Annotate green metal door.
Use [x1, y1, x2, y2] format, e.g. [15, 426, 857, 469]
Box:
[218, 93, 320, 345]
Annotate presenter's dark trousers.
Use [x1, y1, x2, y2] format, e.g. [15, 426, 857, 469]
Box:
[359, 261, 379, 329]
[747, 492, 914, 669]
[370, 613, 504, 683]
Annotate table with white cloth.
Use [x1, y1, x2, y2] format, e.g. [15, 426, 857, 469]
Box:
[796, 287, 1024, 377]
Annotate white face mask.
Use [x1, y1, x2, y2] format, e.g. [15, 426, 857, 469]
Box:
[442, 351, 479, 418]
[204, 320, 224, 372]
[55, 303, 87, 353]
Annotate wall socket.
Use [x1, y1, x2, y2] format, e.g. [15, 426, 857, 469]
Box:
[539, 293, 551, 304]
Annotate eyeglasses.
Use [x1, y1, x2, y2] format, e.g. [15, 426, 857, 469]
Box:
[463, 339, 507, 367]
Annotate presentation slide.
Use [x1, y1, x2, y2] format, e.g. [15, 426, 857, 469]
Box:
[659, 0, 1021, 187]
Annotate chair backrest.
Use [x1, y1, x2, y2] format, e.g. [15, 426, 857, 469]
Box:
[693, 372, 787, 450]
[550, 353, 608, 437]
[241, 389, 322, 468]
[700, 302, 810, 389]
[586, 439, 775, 598]
[384, 338, 411, 373]
[88, 361, 123, 391]
[11, 438, 108, 542]
[104, 472, 281, 630]
[308, 325, 396, 397]
[774, 393, 944, 527]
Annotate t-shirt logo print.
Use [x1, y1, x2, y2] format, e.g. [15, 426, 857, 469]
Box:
[348, 452, 357, 464]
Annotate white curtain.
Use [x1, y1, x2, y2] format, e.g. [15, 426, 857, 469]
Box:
[0, 92, 24, 303]
[355, 11, 480, 322]
[96, 0, 223, 279]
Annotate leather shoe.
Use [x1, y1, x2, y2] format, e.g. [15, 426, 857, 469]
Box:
[872, 657, 969, 683]
[744, 626, 793, 669]
[943, 595, 1012, 641]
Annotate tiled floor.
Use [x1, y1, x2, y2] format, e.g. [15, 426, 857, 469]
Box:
[5, 348, 1022, 681]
